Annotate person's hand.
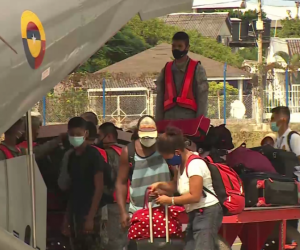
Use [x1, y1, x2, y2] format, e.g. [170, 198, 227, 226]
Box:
[120, 211, 130, 230]
[150, 182, 161, 192]
[155, 195, 172, 205]
[83, 217, 94, 234]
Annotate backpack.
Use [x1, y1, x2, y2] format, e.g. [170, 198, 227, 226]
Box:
[251, 145, 299, 178]
[287, 131, 300, 153]
[186, 154, 245, 216]
[226, 145, 276, 174]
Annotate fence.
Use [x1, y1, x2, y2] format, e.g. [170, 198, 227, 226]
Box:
[39, 87, 253, 127]
[263, 85, 300, 114]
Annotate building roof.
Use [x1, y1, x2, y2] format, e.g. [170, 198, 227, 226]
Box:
[160, 13, 230, 39]
[287, 39, 300, 57]
[95, 43, 251, 80]
[84, 77, 156, 89]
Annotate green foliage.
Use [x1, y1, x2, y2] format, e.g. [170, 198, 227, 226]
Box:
[127, 16, 179, 46]
[79, 15, 244, 72]
[278, 18, 300, 38]
[78, 26, 149, 73]
[213, 9, 266, 20]
[209, 81, 238, 96]
[237, 47, 258, 61]
[207, 82, 239, 119]
[46, 88, 88, 123]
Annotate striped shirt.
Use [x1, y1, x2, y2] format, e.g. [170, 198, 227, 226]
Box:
[129, 151, 170, 213]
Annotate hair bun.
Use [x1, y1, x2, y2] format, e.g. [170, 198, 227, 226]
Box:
[165, 126, 183, 137]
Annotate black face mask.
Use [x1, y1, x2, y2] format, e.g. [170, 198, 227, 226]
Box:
[172, 49, 188, 60]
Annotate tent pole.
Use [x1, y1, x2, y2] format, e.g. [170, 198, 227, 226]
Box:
[26, 111, 36, 248]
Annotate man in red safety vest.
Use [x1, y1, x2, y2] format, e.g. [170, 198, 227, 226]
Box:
[0, 119, 25, 160]
[155, 31, 208, 121]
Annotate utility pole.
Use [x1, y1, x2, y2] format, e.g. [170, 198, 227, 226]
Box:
[256, 0, 264, 124]
[296, 1, 299, 19]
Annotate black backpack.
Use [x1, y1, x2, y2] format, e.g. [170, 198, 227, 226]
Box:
[287, 131, 300, 153]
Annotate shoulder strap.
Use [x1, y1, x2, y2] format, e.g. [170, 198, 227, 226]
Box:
[0, 144, 15, 159]
[110, 145, 122, 156]
[91, 145, 108, 163]
[185, 154, 201, 178]
[127, 141, 135, 168]
[287, 131, 299, 153]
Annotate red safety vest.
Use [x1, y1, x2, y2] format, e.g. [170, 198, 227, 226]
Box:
[0, 144, 21, 159]
[17, 141, 38, 149]
[92, 145, 130, 204]
[164, 59, 198, 112]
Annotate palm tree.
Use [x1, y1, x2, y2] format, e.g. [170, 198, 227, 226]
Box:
[265, 51, 300, 108]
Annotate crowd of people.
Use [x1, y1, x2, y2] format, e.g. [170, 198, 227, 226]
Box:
[0, 30, 299, 250]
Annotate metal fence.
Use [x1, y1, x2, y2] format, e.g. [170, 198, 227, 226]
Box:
[263, 85, 300, 114]
[39, 87, 253, 126]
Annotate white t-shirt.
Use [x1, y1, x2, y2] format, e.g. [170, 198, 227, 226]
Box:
[275, 128, 300, 156]
[177, 158, 219, 212]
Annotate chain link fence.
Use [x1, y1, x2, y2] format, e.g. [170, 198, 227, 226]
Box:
[38, 86, 253, 127]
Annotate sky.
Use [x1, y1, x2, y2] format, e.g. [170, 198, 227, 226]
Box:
[193, 0, 298, 19]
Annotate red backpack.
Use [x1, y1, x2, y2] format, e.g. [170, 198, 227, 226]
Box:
[92, 145, 130, 204]
[186, 154, 245, 216]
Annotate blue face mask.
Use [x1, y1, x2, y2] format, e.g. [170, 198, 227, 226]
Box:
[270, 122, 279, 132]
[165, 154, 182, 166]
[69, 136, 85, 148]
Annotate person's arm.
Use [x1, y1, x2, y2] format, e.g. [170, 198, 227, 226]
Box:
[33, 137, 60, 160]
[290, 134, 300, 161]
[195, 64, 209, 117]
[156, 159, 205, 205]
[172, 175, 203, 205]
[151, 170, 178, 194]
[87, 151, 105, 220]
[58, 149, 73, 191]
[115, 146, 131, 215]
[155, 69, 165, 121]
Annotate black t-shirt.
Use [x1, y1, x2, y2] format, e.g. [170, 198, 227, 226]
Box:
[68, 145, 105, 217]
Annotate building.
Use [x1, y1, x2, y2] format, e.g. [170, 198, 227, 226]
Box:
[92, 43, 253, 123]
[161, 13, 231, 46]
[265, 37, 300, 122]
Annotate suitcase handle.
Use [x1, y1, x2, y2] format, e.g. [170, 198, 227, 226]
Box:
[148, 198, 169, 243]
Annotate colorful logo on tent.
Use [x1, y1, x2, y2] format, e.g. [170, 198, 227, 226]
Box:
[21, 11, 46, 69]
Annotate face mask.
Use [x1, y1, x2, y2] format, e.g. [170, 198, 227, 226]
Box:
[69, 136, 85, 148]
[140, 138, 156, 148]
[270, 122, 279, 132]
[165, 154, 182, 166]
[172, 49, 188, 60]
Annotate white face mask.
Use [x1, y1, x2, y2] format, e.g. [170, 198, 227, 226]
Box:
[140, 138, 156, 148]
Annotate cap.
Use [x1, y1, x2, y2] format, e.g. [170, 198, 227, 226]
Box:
[138, 117, 157, 138]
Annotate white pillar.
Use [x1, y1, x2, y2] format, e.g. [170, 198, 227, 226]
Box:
[238, 79, 243, 102]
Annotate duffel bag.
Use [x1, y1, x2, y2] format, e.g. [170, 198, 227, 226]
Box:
[240, 172, 299, 207]
[251, 145, 300, 178]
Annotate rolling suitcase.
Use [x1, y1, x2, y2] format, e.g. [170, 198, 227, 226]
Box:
[135, 195, 185, 250]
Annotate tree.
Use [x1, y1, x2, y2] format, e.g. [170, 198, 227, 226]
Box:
[78, 26, 149, 73]
[207, 81, 239, 119]
[79, 15, 244, 72]
[278, 18, 300, 38]
[237, 47, 258, 61]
